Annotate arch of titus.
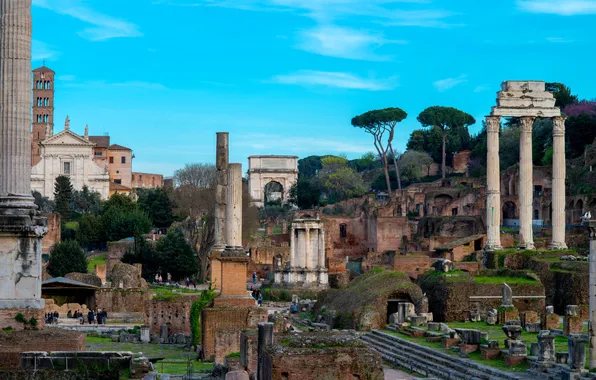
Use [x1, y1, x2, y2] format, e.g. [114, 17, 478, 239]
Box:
[485, 81, 566, 251]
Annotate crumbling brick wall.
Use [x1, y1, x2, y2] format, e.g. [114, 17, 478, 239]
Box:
[145, 295, 202, 335]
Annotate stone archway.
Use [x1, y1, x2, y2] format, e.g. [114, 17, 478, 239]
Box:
[503, 201, 517, 220]
[248, 155, 298, 207]
[264, 181, 284, 205]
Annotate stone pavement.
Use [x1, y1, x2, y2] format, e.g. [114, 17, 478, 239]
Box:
[384, 366, 415, 380]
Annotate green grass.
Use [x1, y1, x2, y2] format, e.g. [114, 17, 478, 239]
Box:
[87, 254, 106, 272]
[472, 276, 537, 285]
[151, 285, 204, 301]
[64, 221, 79, 230]
[85, 335, 213, 375]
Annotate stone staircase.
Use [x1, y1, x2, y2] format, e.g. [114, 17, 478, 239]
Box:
[362, 329, 534, 380]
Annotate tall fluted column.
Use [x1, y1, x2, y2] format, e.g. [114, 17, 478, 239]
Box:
[485, 116, 502, 251]
[519, 117, 535, 249]
[213, 132, 228, 252]
[318, 228, 325, 268]
[225, 163, 242, 248]
[0, 0, 35, 206]
[290, 225, 295, 266]
[550, 116, 568, 250]
[305, 228, 311, 269]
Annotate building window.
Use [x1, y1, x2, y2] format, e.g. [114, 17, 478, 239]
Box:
[114, 179, 122, 185]
[37, 98, 42, 106]
[121, 156, 126, 164]
[109, 157, 114, 164]
[45, 81, 51, 90]
[452, 207, 458, 216]
[43, 115, 48, 122]
[44, 98, 49, 106]
[339, 224, 347, 238]
[63, 162, 71, 175]
[139, 175, 142, 180]
[95, 151, 102, 156]
[36, 115, 42, 123]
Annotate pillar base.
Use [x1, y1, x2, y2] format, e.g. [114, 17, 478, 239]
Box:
[484, 244, 502, 252]
[518, 242, 535, 250]
[548, 242, 568, 250]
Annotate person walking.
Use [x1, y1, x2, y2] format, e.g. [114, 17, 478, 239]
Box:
[252, 272, 257, 285]
[87, 310, 94, 325]
[102, 308, 108, 324]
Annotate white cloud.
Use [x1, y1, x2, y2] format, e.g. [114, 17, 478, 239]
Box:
[518, 0, 596, 15]
[433, 75, 467, 92]
[269, 70, 398, 91]
[546, 37, 574, 43]
[32, 40, 59, 61]
[297, 25, 405, 61]
[33, 0, 142, 41]
[381, 10, 463, 28]
[236, 133, 371, 154]
[473, 85, 490, 93]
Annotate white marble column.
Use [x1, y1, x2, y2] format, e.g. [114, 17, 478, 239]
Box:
[485, 116, 502, 251]
[589, 222, 596, 369]
[0, 0, 35, 206]
[519, 117, 535, 249]
[290, 225, 295, 266]
[226, 163, 242, 248]
[550, 116, 567, 250]
[213, 132, 228, 252]
[305, 228, 311, 269]
[318, 228, 326, 268]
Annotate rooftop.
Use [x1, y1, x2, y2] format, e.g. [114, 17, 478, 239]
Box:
[33, 66, 55, 73]
[89, 136, 110, 148]
[110, 183, 132, 191]
[109, 144, 132, 151]
[42, 277, 99, 290]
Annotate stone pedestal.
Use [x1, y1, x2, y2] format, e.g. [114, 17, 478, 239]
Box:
[518, 117, 535, 250]
[543, 313, 560, 330]
[568, 334, 588, 372]
[563, 316, 583, 336]
[498, 308, 519, 325]
[550, 116, 567, 250]
[485, 116, 502, 251]
[213, 254, 255, 307]
[140, 326, 150, 343]
[257, 322, 274, 380]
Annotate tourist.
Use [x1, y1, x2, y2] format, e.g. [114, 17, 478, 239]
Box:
[87, 310, 94, 325]
[67, 310, 72, 318]
[185, 277, 190, 288]
[257, 291, 263, 307]
[102, 308, 108, 324]
[252, 272, 257, 284]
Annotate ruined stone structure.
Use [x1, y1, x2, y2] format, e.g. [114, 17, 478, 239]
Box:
[31, 121, 110, 199]
[274, 217, 328, 288]
[248, 155, 298, 207]
[0, 0, 49, 329]
[31, 66, 54, 167]
[485, 81, 566, 250]
[131, 172, 164, 189]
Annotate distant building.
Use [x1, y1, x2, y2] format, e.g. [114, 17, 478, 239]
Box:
[31, 66, 55, 166]
[89, 135, 110, 169]
[107, 144, 133, 191]
[31, 120, 110, 199]
[131, 172, 164, 189]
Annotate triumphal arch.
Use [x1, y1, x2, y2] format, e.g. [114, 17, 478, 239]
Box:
[248, 155, 298, 207]
[485, 81, 566, 251]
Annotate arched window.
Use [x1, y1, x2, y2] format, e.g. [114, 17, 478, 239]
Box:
[43, 115, 48, 123]
[37, 98, 42, 106]
[44, 98, 49, 106]
[36, 115, 42, 123]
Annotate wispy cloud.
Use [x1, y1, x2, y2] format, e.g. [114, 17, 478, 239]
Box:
[297, 25, 405, 61]
[381, 10, 463, 28]
[33, 0, 142, 41]
[473, 85, 490, 93]
[433, 74, 467, 92]
[518, 0, 596, 15]
[546, 37, 574, 43]
[236, 133, 371, 154]
[32, 40, 59, 61]
[57, 75, 77, 81]
[269, 70, 398, 91]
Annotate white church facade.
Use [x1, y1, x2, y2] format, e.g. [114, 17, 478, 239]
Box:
[31, 120, 110, 200]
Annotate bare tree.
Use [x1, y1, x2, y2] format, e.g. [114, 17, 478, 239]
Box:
[173, 163, 217, 188]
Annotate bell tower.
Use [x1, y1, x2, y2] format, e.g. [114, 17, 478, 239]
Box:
[31, 64, 55, 166]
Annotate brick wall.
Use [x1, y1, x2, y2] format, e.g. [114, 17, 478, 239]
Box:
[0, 308, 45, 331]
[145, 295, 202, 335]
[453, 262, 481, 274]
[240, 330, 258, 376]
[393, 255, 430, 273]
[376, 217, 410, 253]
[201, 307, 268, 362]
[42, 213, 61, 254]
[96, 288, 151, 313]
[0, 331, 85, 369]
[220, 260, 248, 296]
[210, 258, 222, 291]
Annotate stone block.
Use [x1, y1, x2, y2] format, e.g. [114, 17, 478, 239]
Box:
[525, 323, 541, 333]
[543, 313, 559, 330]
[442, 338, 461, 349]
[225, 371, 250, 380]
[425, 336, 443, 343]
[501, 80, 546, 92]
[454, 329, 483, 345]
[481, 348, 501, 360]
[420, 312, 433, 323]
[529, 342, 539, 356]
[566, 305, 579, 317]
[427, 322, 440, 331]
[563, 316, 582, 336]
[486, 309, 498, 325]
[508, 340, 527, 356]
[459, 344, 479, 355]
[545, 306, 554, 314]
[409, 316, 427, 327]
[498, 308, 519, 325]
[520, 311, 539, 327]
[504, 354, 526, 367]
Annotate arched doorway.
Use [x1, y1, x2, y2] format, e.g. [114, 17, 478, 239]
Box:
[264, 181, 284, 205]
[503, 201, 517, 220]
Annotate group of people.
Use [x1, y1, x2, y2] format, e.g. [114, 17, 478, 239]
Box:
[185, 277, 198, 289]
[83, 308, 108, 325]
[251, 286, 263, 306]
[45, 311, 59, 324]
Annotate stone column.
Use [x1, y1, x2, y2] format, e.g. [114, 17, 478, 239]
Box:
[213, 132, 228, 252]
[589, 221, 596, 370]
[290, 225, 295, 266]
[305, 228, 311, 269]
[257, 322, 274, 380]
[550, 116, 567, 250]
[485, 116, 502, 251]
[318, 228, 325, 268]
[518, 117, 535, 250]
[226, 163, 243, 249]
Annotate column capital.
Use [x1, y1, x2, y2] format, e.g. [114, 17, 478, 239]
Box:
[486, 116, 501, 133]
[520, 116, 535, 133]
[553, 116, 566, 136]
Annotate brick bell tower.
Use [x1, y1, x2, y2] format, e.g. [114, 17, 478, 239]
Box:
[31, 64, 55, 166]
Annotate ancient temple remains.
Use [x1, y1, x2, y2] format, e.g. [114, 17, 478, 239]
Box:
[0, 0, 48, 329]
[485, 81, 566, 251]
[275, 217, 328, 288]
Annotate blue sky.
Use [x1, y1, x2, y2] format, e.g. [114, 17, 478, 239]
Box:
[32, 0, 596, 176]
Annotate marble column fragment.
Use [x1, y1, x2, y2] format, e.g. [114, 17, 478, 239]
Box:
[213, 132, 228, 252]
[226, 163, 242, 248]
[550, 116, 568, 250]
[0, 0, 36, 206]
[257, 322, 274, 380]
[485, 116, 502, 251]
[518, 117, 535, 250]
